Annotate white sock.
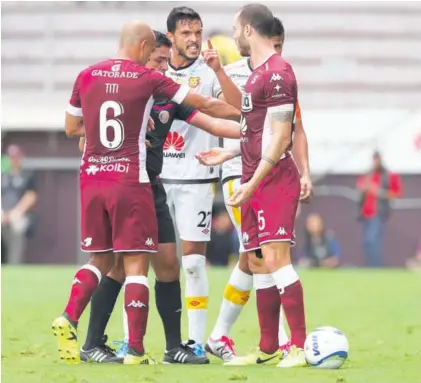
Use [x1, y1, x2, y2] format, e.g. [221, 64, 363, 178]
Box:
[253, 273, 290, 347]
[270, 264, 299, 293]
[210, 263, 253, 340]
[122, 283, 128, 343]
[182, 254, 208, 345]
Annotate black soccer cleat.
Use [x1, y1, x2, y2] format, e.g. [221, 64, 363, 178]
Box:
[163, 340, 209, 364]
[80, 336, 122, 363]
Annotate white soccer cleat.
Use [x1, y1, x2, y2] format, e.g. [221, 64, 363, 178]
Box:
[205, 336, 236, 362]
[277, 345, 307, 368]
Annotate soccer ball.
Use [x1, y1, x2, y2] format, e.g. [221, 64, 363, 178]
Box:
[304, 326, 349, 369]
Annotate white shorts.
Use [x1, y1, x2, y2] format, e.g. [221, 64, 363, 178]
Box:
[222, 177, 244, 252]
[164, 182, 215, 242]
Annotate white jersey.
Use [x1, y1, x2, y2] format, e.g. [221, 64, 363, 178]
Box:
[161, 56, 221, 181]
[219, 58, 252, 181]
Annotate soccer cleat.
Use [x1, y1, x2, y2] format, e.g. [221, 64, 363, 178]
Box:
[52, 314, 80, 364]
[190, 343, 207, 357]
[225, 348, 283, 366]
[164, 340, 209, 364]
[112, 340, 129, 357]
[205, 336, 236, 362]
[279, 340, 291, 358]
[277, 345, 307, 368]
[123, 346, 156, 365]
[80, 336, 121, 363]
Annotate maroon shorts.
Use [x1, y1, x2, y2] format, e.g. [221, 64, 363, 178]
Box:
[241, 156, 300, 251]
[80, 179, 158, 253]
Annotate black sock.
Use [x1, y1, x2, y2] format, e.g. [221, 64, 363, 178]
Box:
[155, 280, 182, 351]
[83, 276, 122, 350]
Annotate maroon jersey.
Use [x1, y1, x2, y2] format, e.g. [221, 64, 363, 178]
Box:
[67, 59, 189, 184]
[240, 53, 297, 181]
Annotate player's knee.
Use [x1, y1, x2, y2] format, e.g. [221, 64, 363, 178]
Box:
[89, 251, 114, 276]
[182, 241, 206, 257]
[107, 254, 125, 283]
[155, 261, 180, 282]
[262, 242, 291, 270]
[238, 252, 252, 275]
[182, 254, 206, 280]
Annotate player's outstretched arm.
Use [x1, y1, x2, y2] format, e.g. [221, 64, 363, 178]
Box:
[184, 93, 241, 121]
[190, 112, 241, 139]
[202, 40, 242, 110]
[195, 147, 240, 166]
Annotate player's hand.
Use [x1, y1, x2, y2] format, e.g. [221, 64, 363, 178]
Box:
[299, 174, 313, 203]
[145, 140, 152, 148]
[202, 40, 222, 73]
[147, 117, 155, 132]
[195, 147, 233, 166]
[226, 182, 253, 207]
[8, 208, 22, 223]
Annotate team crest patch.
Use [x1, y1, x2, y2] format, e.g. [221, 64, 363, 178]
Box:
[158, 110, 170, 124]
[188, 76, 200, 89]
[241, 92, 253, 112]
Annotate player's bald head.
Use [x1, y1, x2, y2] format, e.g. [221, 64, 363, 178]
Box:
[119, 21, 155, 48]
[118, 21, 156, 64]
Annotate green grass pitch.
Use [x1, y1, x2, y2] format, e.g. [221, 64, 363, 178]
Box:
[2, 266, 421, 383]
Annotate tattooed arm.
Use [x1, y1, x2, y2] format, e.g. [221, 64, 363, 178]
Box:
[247, 104, 294, 191]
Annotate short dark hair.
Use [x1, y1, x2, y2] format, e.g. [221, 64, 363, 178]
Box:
[154, 30, 172, 48]
[167, 6, 202, 33]
[238, 3, 274, 38]
[271, 17, 285, 40]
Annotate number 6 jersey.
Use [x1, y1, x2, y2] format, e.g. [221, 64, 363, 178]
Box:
[67, 59, 189, 184]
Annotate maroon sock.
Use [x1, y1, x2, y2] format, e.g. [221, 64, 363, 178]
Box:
[125, 280, 149, 354]
[64, 266, 100, 323]
[256, 286, 280, 354]
[281, 280, 306, 348]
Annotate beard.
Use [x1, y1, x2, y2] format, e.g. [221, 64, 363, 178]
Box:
[175, 42, 200, 61]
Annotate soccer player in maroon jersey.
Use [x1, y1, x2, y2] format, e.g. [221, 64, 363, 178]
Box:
[198, 5, 307, 367]
[52, 21, 239, 365]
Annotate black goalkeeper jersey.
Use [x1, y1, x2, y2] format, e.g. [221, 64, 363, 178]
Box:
[146, 99, 196, 180]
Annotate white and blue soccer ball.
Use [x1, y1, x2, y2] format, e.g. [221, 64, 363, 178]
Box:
[304, 326, 349, 369]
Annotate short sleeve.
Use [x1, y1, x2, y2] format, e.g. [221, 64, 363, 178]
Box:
[175, 104, 198, 123]
[150, 71, 190, 104]
[263, 69, 296, 112]
[66, 72, 83, 117]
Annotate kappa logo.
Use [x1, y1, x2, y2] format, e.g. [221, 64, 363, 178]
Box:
[164, 132, 186, 159]
[276, 227, 287, 236]
[270, 73, 283, 82]
[127, 300, 147, 308]
[188, 76, 200, 89]
[145, 237, 154, 247]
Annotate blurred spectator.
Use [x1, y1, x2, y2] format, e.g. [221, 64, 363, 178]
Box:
[299, 214, 340, 268]
[206, 209, 237, 266]
[204, 31, 242, 65]
[356, 151, 402, 267]
[1, 145, 37, 264]
[405, 238, 421, 271]
[1, 153, 10, 173]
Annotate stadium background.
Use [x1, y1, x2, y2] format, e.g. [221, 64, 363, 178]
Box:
[2, 1, 421, 266]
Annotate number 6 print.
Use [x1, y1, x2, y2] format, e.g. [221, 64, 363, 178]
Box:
[99, 100, 124, 150]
